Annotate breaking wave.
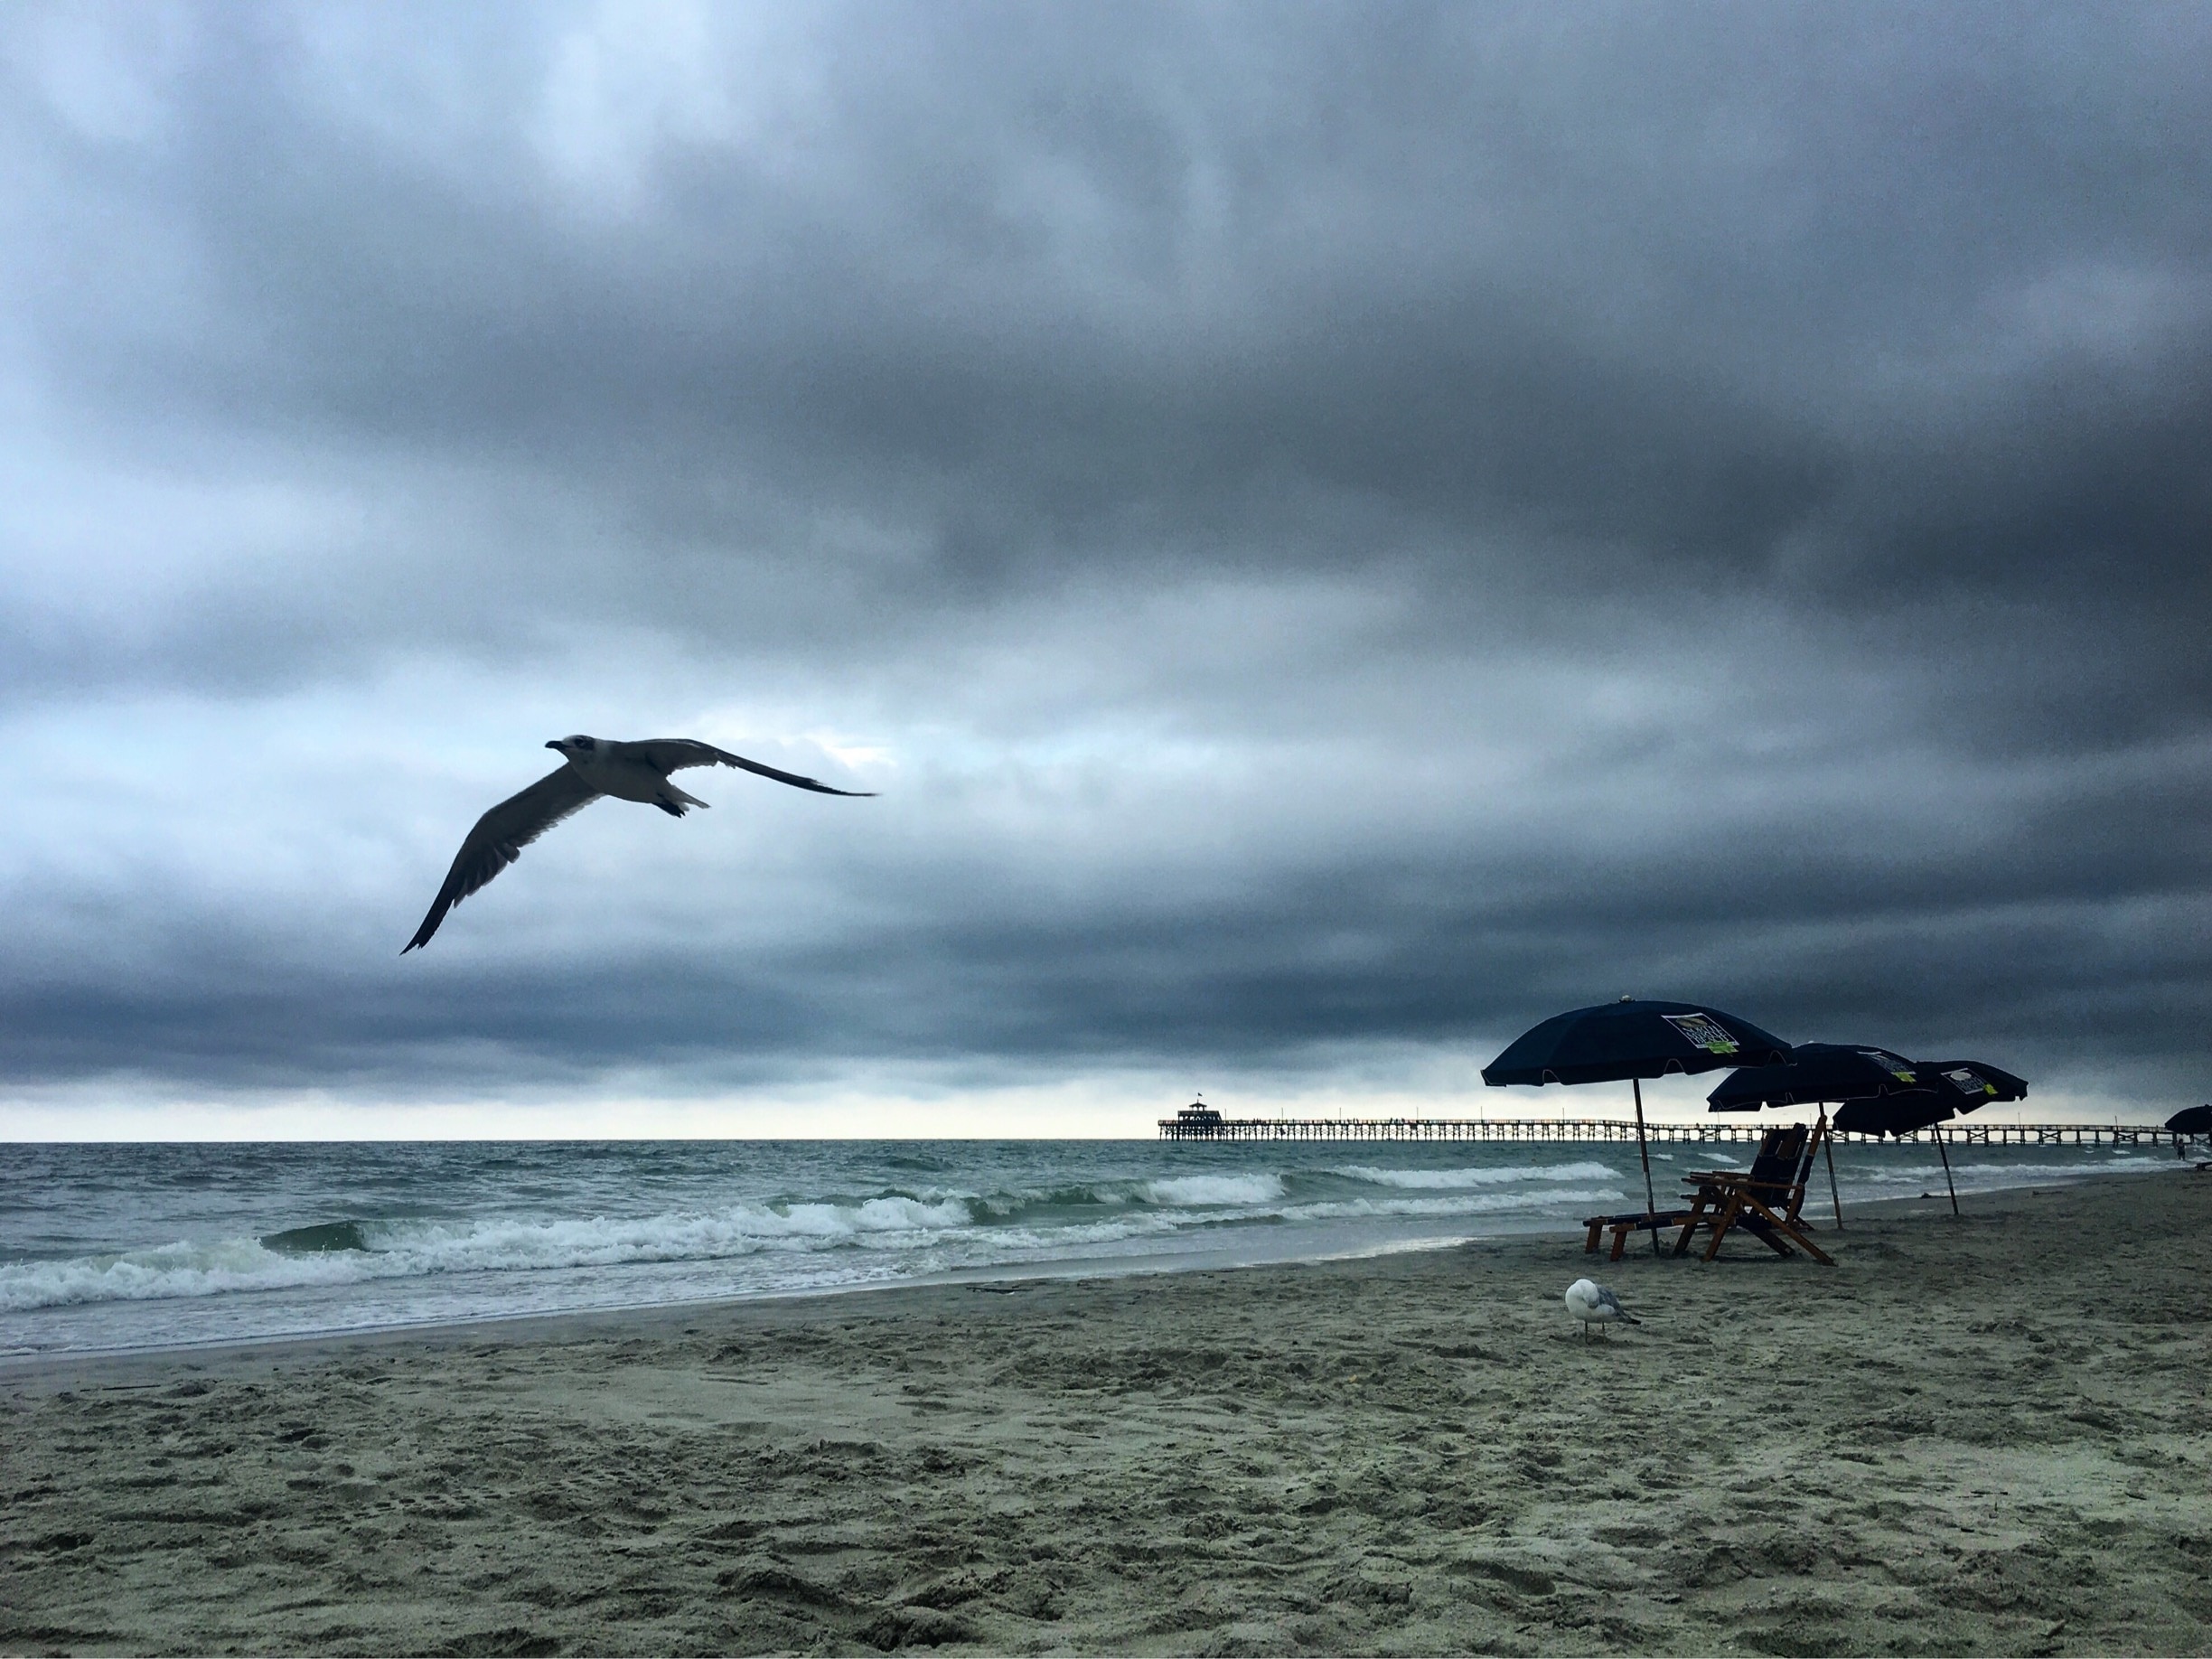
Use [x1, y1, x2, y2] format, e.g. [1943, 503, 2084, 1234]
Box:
[1336, 1161, 1620, 1189]
[1135, 1174, 1288, 1206]
[0, 1195, 981, 1314]
[3, 1138, 2159, 1351]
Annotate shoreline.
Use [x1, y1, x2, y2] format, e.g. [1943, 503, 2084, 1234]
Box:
[7, 1169, 2207, 1654]
[0, 1162, 2137, 1382]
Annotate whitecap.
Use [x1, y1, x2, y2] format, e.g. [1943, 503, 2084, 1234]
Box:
[0, 1192, 984, 1314]
[1135, 1174, 1289, 1206]
[1336, 1161, 1620, 1189]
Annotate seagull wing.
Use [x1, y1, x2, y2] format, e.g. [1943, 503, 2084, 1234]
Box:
[403, 767, 603, 952]
[1595, 1287, 1640, 1322]
[611, 738, 876, 797]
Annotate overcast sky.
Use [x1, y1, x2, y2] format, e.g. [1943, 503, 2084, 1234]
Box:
[3, 1, 2207, 1137]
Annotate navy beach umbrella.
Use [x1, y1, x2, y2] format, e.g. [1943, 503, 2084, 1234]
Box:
[1921, 1060, 2029, 1106]
[2168, 1105, 2212, 1164]
[1829, 1059, 2027, 1214]
[1707, 1043, 1929, 1112]
[1702, 1041, 1936, 1227]
[1482, 998, 1793, 1089]
[1830, 1092, 1958, 1137]
[1484, 998, 1794, 1248]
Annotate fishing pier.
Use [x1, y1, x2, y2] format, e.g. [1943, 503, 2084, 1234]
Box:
[1157, 1108, 2179, 1148]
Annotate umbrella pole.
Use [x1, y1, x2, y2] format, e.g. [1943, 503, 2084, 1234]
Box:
[1632, 1076, 1659, 1256]
[1819, 1107, 1843, 1229]
[1936, 1127, 1960, 1216]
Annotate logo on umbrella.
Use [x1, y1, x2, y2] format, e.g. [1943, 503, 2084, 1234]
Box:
[1663, 1012, 1739, 1054]
[1859, 1050, 1920, 1083]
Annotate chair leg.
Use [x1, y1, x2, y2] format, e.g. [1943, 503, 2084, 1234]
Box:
[1701, 1195, 1747, 1262]
[1738, 1195, 1836, 1267]
[1672, 1196, 1711, 1257]
[1739, 1217, 1796, 1258]
[1585, 1220, 1603, 1253]
[1609, 1223, 1630, 1262]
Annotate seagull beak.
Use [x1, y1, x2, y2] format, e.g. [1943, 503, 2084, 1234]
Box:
[545, 741, 563, 751]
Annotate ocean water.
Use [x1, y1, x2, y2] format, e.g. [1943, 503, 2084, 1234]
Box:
[0, 1137, 2172, 1356]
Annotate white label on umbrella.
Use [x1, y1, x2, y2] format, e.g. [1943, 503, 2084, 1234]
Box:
[1860, 1050, 1919, 1083]
[1945, 1067, 1995, 1096]
[1664, 1012, 1740, 1054]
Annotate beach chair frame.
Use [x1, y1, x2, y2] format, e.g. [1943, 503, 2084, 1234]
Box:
[1670, 1120, 1835, 1266]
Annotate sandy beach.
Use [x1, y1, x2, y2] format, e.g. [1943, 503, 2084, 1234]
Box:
[5, 1171, 2207, 1655]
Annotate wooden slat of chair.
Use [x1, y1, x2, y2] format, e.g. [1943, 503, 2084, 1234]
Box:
[1609, 1214, 1692, 1261]
[1583, 1202, 1697, 1254]
[1578, 1208, 1694, 1259]
[1779, 1115, 1826, 1226]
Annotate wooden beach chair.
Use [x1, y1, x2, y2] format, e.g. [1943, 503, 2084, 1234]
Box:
[1670, 1121, 1834, 1265]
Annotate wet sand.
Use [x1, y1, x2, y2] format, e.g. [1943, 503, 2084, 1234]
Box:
[4, 1172, 2208, 1655]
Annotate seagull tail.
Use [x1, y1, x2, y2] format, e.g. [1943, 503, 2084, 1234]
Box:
[659, 783, 711, 815]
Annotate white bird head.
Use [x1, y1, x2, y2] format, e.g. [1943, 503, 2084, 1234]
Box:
[547, 736, 601, 756]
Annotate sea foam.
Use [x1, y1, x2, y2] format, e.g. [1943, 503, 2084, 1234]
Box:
[1136, 1173, 1289, 1206]
[0, 1193, 981, 1313]
[1336, 1160, 1620, 1189]
[3, 1138, 2160, 1354]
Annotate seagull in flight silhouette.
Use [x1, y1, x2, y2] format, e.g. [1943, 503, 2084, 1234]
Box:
[404, 736, 873, 952]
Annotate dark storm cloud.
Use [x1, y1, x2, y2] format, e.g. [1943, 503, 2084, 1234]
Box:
[2, 1, 2208, 1114]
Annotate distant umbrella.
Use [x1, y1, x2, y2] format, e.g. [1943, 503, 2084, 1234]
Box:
[2167, 1104, 2212, 1136]
[1485, 998, 1794, 1251]
[2167, 1106, 2212, 1165]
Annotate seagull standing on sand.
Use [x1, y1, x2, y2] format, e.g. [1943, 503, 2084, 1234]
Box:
[404, 736, 874, 952]
[1564, 1278, 1640, 1339]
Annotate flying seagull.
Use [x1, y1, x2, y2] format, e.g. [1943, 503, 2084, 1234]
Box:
[1564, 1277, 1641, 1339]
[403, 736, 874, 952]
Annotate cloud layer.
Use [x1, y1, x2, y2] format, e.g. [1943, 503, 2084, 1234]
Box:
[3, 2, 2207, 1127]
